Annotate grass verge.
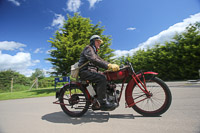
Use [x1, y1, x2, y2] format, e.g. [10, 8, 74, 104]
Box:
[0, 88, 57, 101]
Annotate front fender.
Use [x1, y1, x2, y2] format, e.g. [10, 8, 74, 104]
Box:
[125, 71, 158, 107]
[136, 71, 158, 78]
[55, 81, 81, 98]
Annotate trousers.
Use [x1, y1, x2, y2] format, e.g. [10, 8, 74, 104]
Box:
[79, 70, 107, 100]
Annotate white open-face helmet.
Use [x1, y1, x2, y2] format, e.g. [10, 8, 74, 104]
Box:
[90, 35, 103, 43]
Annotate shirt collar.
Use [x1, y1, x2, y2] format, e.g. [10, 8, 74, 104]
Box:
[92, 45, 97, 53]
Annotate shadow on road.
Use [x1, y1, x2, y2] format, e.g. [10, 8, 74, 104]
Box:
[41, 111, 135, 124]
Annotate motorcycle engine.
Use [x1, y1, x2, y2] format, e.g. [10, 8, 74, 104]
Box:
[106, 82, 117, 102]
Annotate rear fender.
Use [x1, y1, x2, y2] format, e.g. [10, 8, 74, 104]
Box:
[125, 71, 158, 107]
[55, 81, 81, 98]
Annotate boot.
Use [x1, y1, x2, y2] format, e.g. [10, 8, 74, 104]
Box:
[99, 99, 116, 111]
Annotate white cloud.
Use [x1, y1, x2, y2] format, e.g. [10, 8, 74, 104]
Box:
[65, 0, 102, 12]
[0, 52, 31, 72]
[87, 0, 102, 8]
[51, 14, 65, 28]
[127, 27, 136, 31]
[33, 60, 40, 64]
[67, 0, 81, 12]
[8, 0, 20, 6]
[0, 41, 26, 51]
[0, 41, 40, 77]
[114, 49, 139, 58]
[19, 69, 35, 77]
[0, 52, 40, 77]
[42, 68, 55, 77]
[114, 12, 200, 58]
[34, 48, 43, 53]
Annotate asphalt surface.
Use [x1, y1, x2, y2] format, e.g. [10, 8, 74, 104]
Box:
[0, 81, 200, 133]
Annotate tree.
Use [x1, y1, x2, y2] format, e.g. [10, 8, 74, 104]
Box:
[170, 22, 200, 80]
[0, 69, 30, 92]
[118, 22, 200, 81]
[47, 13, 115, 76]
[30, 68, 45, 80]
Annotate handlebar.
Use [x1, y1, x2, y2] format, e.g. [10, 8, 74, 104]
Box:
[127, 62, 135, 73]
[104, 62, 135, 73]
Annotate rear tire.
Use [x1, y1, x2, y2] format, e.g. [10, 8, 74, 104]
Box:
[59, 85, 90, 117]
[132, 77, 172, 116]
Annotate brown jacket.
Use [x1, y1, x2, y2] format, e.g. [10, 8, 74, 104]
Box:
[79, 45, 109, 72]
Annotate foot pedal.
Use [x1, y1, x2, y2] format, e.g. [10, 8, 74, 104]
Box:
[91, 100, 100, 111]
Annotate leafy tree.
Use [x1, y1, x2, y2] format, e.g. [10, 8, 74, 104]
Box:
[170, 22, 200, 80]
[30, 68, 45, 80]
[47, 13, 115, 76]
[0, 70, 30, 92]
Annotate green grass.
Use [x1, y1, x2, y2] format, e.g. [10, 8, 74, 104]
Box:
[0, 88, 57, 101]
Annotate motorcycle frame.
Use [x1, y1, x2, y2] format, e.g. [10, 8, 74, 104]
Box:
[54, 66, 158, 109]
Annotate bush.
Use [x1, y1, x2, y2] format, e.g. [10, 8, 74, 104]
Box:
[12, 84, 29, 92]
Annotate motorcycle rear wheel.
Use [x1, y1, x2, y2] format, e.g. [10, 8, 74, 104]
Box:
[59, 85, 90, 117]
[132, 77, 172, 116]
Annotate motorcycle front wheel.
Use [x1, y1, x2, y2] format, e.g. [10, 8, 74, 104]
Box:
[59, 85, 90, 117]
[132, 77, 172, 116]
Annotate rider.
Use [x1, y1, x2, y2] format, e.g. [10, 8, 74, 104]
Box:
[79, 35, 119, 110]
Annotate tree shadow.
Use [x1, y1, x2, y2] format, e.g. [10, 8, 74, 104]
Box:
[41, 111, 135, 125]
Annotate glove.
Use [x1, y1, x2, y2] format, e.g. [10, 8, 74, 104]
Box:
[108, 64, 120, 71]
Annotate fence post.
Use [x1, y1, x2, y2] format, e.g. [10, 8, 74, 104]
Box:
[29, 77, 38, 90]
[36, 77, 38, 89]
[11, 78, 13, 92]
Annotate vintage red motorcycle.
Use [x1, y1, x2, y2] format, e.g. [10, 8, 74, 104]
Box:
[54, 62, 172, 117]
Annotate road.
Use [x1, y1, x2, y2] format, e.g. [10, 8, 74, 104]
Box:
[0, 81, 200, 133]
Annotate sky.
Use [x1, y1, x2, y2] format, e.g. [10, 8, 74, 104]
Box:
[0, 0, 200, 77]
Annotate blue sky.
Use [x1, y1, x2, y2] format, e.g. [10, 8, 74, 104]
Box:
[0, 0, 200, 76]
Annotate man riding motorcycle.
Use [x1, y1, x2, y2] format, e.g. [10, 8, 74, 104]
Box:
[78, 35, 119, 110]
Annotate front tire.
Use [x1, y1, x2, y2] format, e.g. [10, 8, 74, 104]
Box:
[132, 77, 172, 116]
